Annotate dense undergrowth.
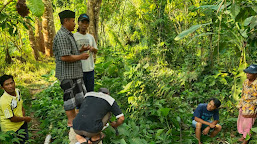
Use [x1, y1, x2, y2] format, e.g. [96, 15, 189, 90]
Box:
[6, 48, 253, 144]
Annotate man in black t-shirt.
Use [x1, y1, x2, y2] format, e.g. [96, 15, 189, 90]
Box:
[73, 88, 125, 144]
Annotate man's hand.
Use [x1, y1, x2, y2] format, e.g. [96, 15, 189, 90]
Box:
[80, 45, 91, 52]
[202, 127, 210, 135]
[24, 117, 32, 122]
[209, 123, 216, 128]
[80, 53, 89, 60]
[111, 116, 125, 128]
[111, 121, 118, 128]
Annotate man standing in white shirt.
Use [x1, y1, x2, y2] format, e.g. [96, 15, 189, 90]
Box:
[74, 14, 98, 92]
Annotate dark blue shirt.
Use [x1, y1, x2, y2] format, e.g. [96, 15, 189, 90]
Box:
[192, 103, 219, 121]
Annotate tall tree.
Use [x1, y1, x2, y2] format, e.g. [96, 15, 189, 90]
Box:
[35, 17, 45, 53]
[26, 18, 40, 60]
[87, 0, 102, 43]
[3, 33, 12, 64]
[42, 0, 55, 57]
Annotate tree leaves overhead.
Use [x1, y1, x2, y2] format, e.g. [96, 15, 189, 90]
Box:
[27, 0, 44, 17]
[174, 23, 211, 41]
[230, 3, 240, 19]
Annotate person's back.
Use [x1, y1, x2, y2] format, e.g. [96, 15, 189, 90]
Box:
[73, 88, 125, 144]
[73, 91, 119, 133]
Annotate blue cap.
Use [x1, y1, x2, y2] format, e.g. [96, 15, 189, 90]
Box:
[78, 14, 90, 22]
[244, 64, 257, 74]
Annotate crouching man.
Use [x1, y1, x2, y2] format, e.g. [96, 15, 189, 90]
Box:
[73, 88, 125, 144]
[0, 75, 31, 144]
[192, 98, 222, 144]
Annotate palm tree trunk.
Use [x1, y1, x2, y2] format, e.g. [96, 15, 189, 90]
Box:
[42, 0, 55, 57]
[35, 17, 45, 53]
[87, 0, 102, 43]
[26, 18, 40, 61]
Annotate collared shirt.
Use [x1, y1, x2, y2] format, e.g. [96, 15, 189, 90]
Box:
[237, 79, 257, 115]
[0, 89, 24, 132]
[53, 26, 83, 81]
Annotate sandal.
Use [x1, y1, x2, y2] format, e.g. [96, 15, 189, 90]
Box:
[91, 133, 106, 144]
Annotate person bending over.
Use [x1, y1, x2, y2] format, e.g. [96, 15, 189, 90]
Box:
[73, 88, 125, 144]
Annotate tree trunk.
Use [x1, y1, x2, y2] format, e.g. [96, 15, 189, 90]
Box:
[26, 19, 40, 61]
[3, 32, 12, 64]
[87, 0, 102, 43]
[5, 48, 12, 64]
[35, 17, 45, 53]
[42, 0, 55, 57]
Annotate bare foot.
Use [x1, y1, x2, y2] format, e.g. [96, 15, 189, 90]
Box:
[242, 139, 248, 144]
[238, 136, 244, 142]
[91, 132, 105, 142]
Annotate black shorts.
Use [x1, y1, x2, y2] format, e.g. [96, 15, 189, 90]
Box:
[60, 78, 87, 110]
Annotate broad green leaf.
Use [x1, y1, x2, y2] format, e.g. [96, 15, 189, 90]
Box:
[231, 82, 241, 100]
[119, 81, 133, 93]
[166, 129, 172, 135]
[158, 42, 165, 47]
[245, 133, 250, 140]
[27, 0, 45, 17]
[0, 13, 7, 23]
[230, 3, 240, 19]
[0, 135, 6, 141]
[119, 139, 127, 144]
[129, 138, 147, 144]
[175, 23, 211, 41]
[250, 16, 257, 29]
[251, 127, 257, 133]
[159, 108, 170, 117]
[156, 129, 164, 137]
[240, 29, 248, 38]
[12, 137, 21, 143]
[243, 16, 253, 26]
[176, 116, 181, 123]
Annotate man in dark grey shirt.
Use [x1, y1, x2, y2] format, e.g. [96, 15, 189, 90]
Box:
[73, 88, 125, 144]
[53, 10, 89, 127]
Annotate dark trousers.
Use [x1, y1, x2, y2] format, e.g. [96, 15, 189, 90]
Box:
[14, 122, 29, 144]
[83, 70, 94, 92]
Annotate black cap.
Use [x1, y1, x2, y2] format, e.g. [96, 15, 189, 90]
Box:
[244, 64, 257, 74]
[78, 14, 90, 22]
[58, 10, 75, 19]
